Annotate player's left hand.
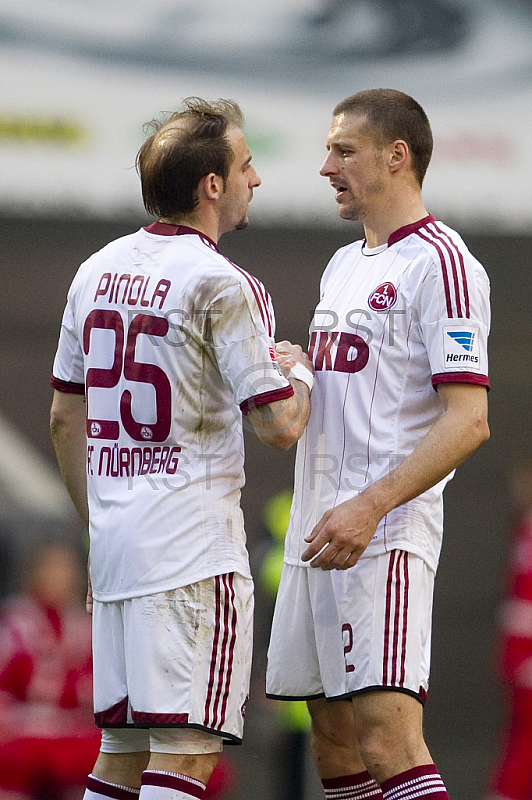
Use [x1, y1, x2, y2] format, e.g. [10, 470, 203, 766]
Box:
[301, 494, 380, 570]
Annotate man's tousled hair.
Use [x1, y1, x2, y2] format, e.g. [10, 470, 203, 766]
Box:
[136, 97, 244, 218]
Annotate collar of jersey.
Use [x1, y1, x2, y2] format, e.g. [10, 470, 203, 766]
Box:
[144, 221, 220, 252]
[386, 213, 435, 247]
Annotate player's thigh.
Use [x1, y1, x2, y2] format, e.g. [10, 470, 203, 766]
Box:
[352, 687, 425, 741]
[334, 550, 434, 700]
[306, 696, 356, 746]
[125, 573, 253, 742]
[351, 689, 431, 775]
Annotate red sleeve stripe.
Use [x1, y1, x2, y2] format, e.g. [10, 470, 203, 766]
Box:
[430, 221, 464, 318]
[253, 274, 273, 335]
[266, 292, 276, 325]
[432, 222, 471, 318]
[246, 271, 274, 337]
[415, 228, 453, 317]
[415, 222, 470, 319]
[50, 376, 85, 395]
[429, 221, 470, 317]
[239, 384, 294, 415]
[432, 372, 490, 389]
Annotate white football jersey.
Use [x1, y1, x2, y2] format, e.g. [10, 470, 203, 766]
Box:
[52, 223, 293, 601]
[284, 215, 490, 572]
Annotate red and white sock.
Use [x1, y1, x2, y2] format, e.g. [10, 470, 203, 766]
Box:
[322, 771, 383, 798]
[381, 765, 449, 799]
[139, 771, 206, 800]
[84, 774, 140, 799]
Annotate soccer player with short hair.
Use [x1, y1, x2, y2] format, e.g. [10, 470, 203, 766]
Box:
[266, 89, 490, 800]
[50, 97, 312, 800]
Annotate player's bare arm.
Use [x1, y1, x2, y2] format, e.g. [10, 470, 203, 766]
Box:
[302, 383, 489, 569]
[247, 340, 313, 450]
[50, 390, 89, 529]
[50, 391, 93, 613]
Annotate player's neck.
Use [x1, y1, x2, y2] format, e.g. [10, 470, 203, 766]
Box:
[363, 195, 427, 249]
[159, 211, 221, 244]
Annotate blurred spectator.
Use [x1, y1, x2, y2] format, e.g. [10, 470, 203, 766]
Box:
[0, 536, 99, 800]
[487, 457, 532, 800]
[0, 530, 238, 800]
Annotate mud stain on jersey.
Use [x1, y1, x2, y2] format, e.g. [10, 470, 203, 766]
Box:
[191, 275, 235, 346]
[191, 406, 229, 441]
[192, 275, 233, 314]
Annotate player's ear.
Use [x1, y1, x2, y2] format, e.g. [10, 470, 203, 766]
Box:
[202, 173, 224, 201]
[388, 139, 409, 173]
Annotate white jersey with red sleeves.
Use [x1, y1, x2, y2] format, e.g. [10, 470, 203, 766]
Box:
[284, 215, 490, 572]
[51, 222, 292, 602]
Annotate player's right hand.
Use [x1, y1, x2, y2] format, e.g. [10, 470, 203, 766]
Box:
[301, 494, 380, 570]
[275, 340, 313, 378]
[86, 556, 93, 615]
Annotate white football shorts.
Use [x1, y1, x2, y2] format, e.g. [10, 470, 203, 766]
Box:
[92, 573, 254, 744]
[266, 551, 433, 703]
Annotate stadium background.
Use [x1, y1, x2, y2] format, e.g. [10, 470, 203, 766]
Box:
[1, 1, 531, 798]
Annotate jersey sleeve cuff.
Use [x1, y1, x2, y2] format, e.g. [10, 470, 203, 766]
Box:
[240, 384, 294, 415]
[50, 375, 85, 395]
[431, 372, 490, 390]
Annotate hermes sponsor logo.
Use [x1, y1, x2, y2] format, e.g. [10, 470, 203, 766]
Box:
[443, 326, 480, 370]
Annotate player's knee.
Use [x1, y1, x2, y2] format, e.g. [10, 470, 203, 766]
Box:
[357, 726, 389, 773]
[356, 719, 425, 775]
[95, 732, 151, 787]
[308, 700, 356, 757]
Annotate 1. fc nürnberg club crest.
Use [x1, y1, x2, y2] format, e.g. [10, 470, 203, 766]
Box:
[368, 282, 397, 312]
